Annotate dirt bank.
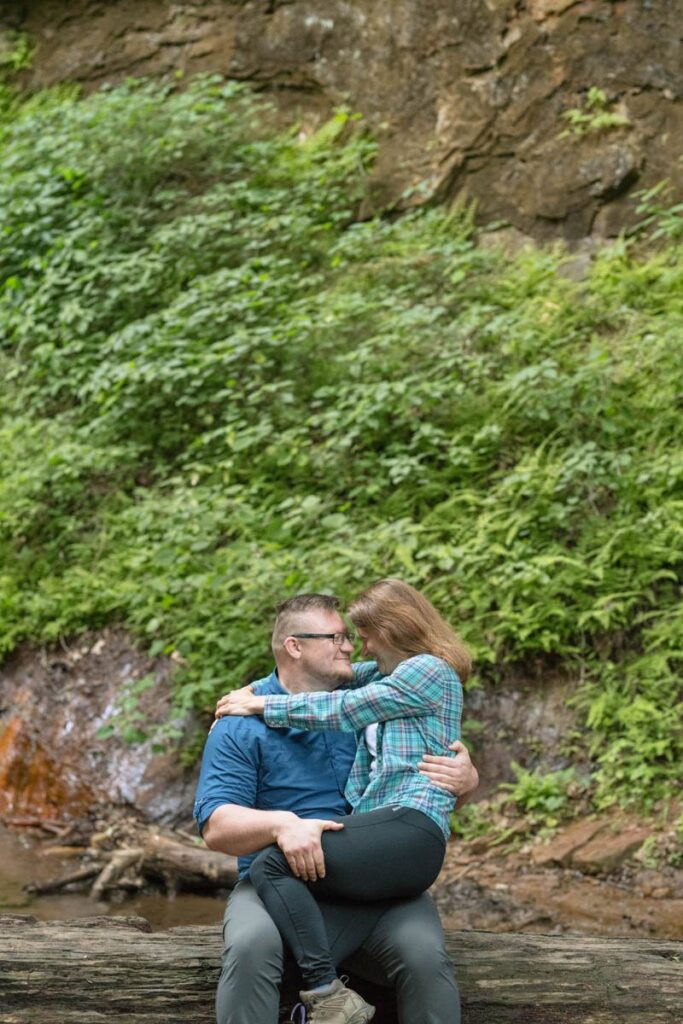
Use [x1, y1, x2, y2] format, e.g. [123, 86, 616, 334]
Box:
[435, 810, 683, 940]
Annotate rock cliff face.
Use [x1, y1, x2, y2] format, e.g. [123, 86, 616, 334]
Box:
[0, 631, 197, 824]
[3, 0, 682, 240]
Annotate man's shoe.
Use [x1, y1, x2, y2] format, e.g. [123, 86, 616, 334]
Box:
[299, 978, 375, 1024]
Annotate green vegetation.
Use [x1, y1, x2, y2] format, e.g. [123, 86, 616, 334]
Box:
[559, 86, 630, 138]
[1, 77, 681, 808]
[452, 764, 587, 842]
[502, 764, 581, 827]
[0, 30, 35, 117]
[672, 815, 683, 868]
[633, 170, 683, 243]
[0, 30, 34, 73]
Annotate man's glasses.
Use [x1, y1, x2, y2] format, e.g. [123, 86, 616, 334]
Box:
[290, 632, 356, 646]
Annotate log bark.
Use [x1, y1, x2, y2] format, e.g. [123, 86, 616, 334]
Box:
[0, 915, 680, 1024]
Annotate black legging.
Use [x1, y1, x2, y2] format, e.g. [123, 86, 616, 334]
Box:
[249, 805, 446, 989]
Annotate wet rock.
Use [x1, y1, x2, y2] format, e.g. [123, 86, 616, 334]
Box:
[464, 671, 582, 797]
[4, 0, 683, 240]
[0, 631, 201, 825]
[531, 818, 609, 867]
[572, 825, 651, 874]
[432, 874, 553, 933]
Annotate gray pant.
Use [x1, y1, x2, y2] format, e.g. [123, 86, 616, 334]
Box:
[216, 880, 460, 1024]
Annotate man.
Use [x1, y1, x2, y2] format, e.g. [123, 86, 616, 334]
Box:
[195, 593, 478, 1024]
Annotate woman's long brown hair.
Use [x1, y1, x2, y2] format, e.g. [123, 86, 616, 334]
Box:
[348, 578, 472, 681]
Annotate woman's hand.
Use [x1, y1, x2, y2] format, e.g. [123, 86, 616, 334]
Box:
[215, 686, 266, 718]
[418, 740, 479, 801]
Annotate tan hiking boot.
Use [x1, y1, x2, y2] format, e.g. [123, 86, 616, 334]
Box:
[299, 978, 375, 1024]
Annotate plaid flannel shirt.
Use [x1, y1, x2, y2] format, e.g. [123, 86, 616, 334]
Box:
[262, 654, 463, 840]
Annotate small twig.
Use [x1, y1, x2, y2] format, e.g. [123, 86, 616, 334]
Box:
[174, 828, 201, 845]
[4, 815, 68, 832]
[91, 849, 144, 900]
[449, 860, 481, 883]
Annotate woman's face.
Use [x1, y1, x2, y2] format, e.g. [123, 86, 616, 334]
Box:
[356, 627, 401, 675]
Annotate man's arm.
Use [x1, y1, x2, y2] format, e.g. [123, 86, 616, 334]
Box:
[418, 740, 479, 802]
[203, 804, 343, 882]
[202, 804, 299, 857]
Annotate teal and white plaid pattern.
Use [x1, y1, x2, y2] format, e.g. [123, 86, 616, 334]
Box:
[263, 655, 463, 840]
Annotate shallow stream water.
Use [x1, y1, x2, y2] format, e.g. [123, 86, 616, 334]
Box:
[0, 824, 226, 930]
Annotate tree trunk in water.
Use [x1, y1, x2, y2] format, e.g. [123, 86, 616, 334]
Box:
[0, 915, 680, 1023]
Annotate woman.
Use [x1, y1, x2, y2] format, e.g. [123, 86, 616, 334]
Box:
[216, 578, 471, 1024]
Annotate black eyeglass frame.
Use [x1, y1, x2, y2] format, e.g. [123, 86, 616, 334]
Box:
[290, 632, 356, 646]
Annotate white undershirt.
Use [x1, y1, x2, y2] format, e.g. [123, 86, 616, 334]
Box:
[365, 722, 379, 777]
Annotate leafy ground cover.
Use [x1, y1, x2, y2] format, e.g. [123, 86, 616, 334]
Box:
[1, 77, 681, 807]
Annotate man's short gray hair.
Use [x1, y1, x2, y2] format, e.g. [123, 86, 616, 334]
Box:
[271, 593, 341, 657]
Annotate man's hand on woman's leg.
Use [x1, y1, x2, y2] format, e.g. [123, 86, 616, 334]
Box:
[418, 739, 479, 802]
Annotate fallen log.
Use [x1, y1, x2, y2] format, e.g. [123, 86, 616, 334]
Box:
[140, 833, 239, 892]
[21, 835, 239, 902]
[0, 915, 680, 1024]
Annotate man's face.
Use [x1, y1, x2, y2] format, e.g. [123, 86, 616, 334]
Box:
[292, 609, 355, 689]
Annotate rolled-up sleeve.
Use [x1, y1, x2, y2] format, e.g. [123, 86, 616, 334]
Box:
[193, 718, 258, 834]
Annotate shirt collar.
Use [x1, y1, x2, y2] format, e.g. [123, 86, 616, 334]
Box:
[254, 667, 359, 696]
[252, 668, 287, 697]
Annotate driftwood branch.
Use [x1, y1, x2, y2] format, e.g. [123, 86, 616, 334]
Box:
[0, 915, 680, 1024]
[24, 866, 101, 896]
[90, 849, 144, 900]
[21, 834, 239, 902]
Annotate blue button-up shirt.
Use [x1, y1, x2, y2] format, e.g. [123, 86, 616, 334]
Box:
[193, 671, 357, 878]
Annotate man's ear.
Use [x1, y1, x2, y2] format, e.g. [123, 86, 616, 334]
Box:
[282, 636, 302, 660]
